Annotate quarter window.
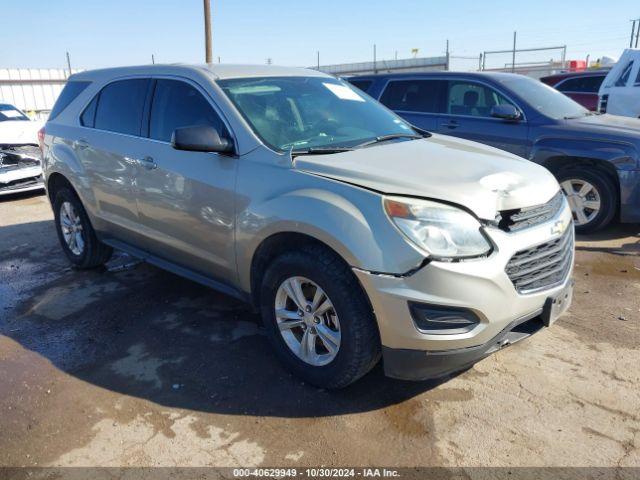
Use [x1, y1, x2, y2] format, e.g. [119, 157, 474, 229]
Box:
[49, 81, 91, 120]
[379, 80, 447, 113]
[446, 81, 516, 118]
[93, 79, 150, 136]
[149, 79, 227, 143]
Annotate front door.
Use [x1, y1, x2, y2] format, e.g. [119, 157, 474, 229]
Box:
[437, 80, 530, 158]
[133, 78, 238, 283]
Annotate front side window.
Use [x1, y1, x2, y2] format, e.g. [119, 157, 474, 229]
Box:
[0, 104, 30, 122]
[615, 62, 633, 87]
[218, 76, 415, 151]
[446, 81, 515, 118]
[149, 79, 228, 142]
[93, 79, 150, 136]
[379, 79, 447, 113]
[496, 75, 588, 120]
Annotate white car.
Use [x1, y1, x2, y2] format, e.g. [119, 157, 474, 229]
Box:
[598, 49, 640, 118]
[0, 103, 45, 195]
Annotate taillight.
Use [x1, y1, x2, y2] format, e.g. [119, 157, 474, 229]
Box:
[37, 127, 45, 154]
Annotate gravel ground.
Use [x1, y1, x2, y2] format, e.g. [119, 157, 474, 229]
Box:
[0, 191, 638, 475]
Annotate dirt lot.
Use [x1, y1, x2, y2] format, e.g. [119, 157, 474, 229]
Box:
[0, 192, 639, 473]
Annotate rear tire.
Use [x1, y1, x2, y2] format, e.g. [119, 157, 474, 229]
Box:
[557, 168, 617, 234]
[260, 245, 381, 389]
[53, 187, 113, 268]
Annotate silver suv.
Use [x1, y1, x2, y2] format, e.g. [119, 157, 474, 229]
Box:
[42, 65, 574, 388]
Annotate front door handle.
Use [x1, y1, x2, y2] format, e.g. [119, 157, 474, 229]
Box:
[441, 121, 459, 129]
[137, 156, 157, 170]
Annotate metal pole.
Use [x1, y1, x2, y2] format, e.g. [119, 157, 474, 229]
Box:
[478, 53, 483, 71]
[373, 44, 377, 74]
[636, 20, 640, 48]
[66, 51, 72, 77]
[561, 45, 566, 68]
[631, 20, 637, 48]
[317, 51, 320, 69]
[151, 54, 155, 64]
[203, 0, 212, 63]
[445, 39, 450, 71]
[482, 52, 486, 71]
[511, 31, 517, 73]
[395, 50, 398, 60]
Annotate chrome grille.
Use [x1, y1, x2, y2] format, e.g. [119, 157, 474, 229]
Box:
[499, 191, 564, 232]
[506, 226, 574, 294]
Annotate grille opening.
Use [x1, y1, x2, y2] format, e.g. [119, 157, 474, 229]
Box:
[498, 191, 564, 232]
[506, 226, 574, 294]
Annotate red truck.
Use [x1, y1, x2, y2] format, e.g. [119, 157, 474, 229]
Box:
[540, 70, 608, 111]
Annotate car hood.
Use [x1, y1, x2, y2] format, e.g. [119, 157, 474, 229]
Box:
[566, 113, 640, 136]
[294, 134, 560, 221]
[0, 120, 43, 146]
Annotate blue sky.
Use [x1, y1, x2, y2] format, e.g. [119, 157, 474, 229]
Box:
[2, 0, 638, 70]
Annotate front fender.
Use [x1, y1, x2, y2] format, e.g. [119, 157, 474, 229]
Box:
[531, 137, 639, 171]
[235, 183, 425, 293]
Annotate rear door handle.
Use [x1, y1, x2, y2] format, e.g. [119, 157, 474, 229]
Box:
[137, 156, 157, 170]
[441, 121, 459, 129]
[73, 139, 90, 150]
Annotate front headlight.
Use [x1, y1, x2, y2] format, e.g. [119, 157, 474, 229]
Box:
[384, 196, 492, 260]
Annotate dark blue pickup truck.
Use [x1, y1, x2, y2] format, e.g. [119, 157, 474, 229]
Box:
[348, 72, 640, 233]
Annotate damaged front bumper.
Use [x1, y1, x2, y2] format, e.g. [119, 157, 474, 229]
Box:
[0, 145, 44, 196]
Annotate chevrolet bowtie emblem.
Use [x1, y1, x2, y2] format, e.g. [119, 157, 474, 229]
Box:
[551, 220, 566, 236]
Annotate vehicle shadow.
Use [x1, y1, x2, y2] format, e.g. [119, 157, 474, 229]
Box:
[0, 189, 46, 203]
[1, 219, 446, 419]
[575, 222, 640, 256]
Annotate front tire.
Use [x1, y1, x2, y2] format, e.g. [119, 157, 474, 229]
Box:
[557, 168, 617, 234]
[260, 245, 381, 389]
[53, 188, 113, 268]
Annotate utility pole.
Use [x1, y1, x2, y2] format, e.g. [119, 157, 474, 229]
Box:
[511, 31, 517, 73]
[445, 39, 450, 71]
[203, 0, 212, 63]
[373, 44, 377, 74]
[66, 51, 72, 77]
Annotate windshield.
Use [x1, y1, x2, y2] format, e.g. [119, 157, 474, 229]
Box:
[218, 76, 416, 151]
[0, 104, 30, 122]
[496, 75, 589, 120]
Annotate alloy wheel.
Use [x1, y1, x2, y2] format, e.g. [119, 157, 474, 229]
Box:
[274, 276, 341, 366]
[561, 179, 601, 226]
[59, 201, 85, 256]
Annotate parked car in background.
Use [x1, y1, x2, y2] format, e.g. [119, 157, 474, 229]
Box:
[42, 64, 574, 388]
[349, 72, 640, 233]
[540, 70, 608, 111]
[0, 103, 45, 196]
[598, 49, 640, 118]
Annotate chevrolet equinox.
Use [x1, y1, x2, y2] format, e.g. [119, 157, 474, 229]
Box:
[41, 65, 574, 388]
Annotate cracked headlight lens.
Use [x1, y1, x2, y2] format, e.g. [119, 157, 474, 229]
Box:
[384, 196, 491, 259]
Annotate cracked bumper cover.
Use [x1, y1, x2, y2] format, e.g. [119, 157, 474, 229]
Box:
[353, 203, 574, 380]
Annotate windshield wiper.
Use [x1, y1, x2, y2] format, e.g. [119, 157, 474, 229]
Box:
[354, 133, 422, 149]
[290, 146, 353, 158]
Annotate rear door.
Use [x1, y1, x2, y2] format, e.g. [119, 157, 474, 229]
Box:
[133, 77, 238, 283]
[436, 79, 530, 157]
[75, 78, 150, 243]
[378, 79, 447, 131]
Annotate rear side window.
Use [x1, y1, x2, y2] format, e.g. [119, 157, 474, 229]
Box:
[149, 79, 227, 142]
[445, 81, 516, 118]
[379, 79, 446, 113]
[93, 79, 150, 136]
[557, 75, 604, 93]
[348, 79, 373, 93]
[49, 81, 91, 120]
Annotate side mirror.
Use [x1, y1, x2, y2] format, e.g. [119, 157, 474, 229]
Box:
[171, 125, 234, 154]
[490, 104, 521, 121]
